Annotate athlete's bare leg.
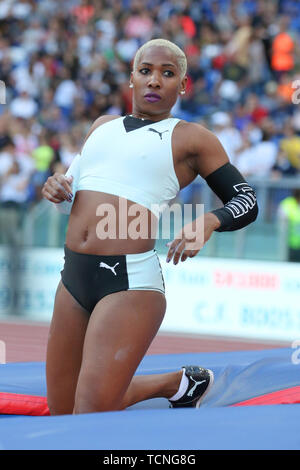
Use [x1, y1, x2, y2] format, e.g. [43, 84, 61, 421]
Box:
[46, 281, 90, 415]
[73, 290, 182, 413]
[119, 370, 182, 409]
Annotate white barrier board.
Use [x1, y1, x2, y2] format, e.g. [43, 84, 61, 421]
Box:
[160, 256, 300, 342]
[0, 247, 299, 342]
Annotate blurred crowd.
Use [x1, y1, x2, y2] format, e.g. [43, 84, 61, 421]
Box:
[0, 0, 300, 215]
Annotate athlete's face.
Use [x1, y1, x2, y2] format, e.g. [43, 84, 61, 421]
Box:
[130, 46, 187, 120]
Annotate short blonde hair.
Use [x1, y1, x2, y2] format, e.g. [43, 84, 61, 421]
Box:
[133, 39, 187, 79]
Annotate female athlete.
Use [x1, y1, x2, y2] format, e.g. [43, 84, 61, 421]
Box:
[42, 39, 258, 415]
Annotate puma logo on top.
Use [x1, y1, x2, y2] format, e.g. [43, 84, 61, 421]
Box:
[187, 377, 207, 397]
[148, 128, 169, 140]
[99, 261, 120, 276]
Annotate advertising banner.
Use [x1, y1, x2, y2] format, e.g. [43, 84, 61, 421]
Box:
[0, 247, 299, 341]
[160, 256, 300, 341]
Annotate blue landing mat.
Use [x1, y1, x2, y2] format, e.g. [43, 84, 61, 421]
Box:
[0, 405, 299, 450]
[0, 348, 299, 449]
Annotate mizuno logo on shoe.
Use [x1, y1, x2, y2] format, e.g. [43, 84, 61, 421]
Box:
[148, 128, 169, 140]
[99, 262, 119, 275]
[187, 378, 207, 397]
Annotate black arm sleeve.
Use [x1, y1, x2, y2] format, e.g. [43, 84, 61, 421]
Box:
[205, 162, 258, 232]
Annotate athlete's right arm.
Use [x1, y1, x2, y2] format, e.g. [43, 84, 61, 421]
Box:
[42, 153, 80, 214]
[42, 115, 120, 214]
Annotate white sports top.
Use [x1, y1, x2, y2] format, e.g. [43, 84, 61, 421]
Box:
[55, 115, 181, 218]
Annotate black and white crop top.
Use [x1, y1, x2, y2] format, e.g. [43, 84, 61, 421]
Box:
[55, 115, 181, 218]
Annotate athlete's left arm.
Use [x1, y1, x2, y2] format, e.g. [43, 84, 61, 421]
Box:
[189, 123, 258, 232]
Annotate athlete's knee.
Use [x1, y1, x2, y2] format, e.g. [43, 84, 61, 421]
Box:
[73, 392, 121, 414]
[73, 373, 122, 414]
[47, 395, 73, 416]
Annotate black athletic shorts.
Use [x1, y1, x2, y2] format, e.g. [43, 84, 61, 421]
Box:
[61, 245, 165, 314]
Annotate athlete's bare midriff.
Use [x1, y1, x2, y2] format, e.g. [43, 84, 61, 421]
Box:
[65, 191, 159, 255]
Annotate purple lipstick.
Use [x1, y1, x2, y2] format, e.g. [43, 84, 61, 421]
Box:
[144, 93, 161, 103]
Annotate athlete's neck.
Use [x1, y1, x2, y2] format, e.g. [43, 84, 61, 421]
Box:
[129, 110, 171, 122]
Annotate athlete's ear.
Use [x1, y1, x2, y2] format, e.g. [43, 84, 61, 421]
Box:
[129, 71, 134, 88]
[179, 75, 188, 95]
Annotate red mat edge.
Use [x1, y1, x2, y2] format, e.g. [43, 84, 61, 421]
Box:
[0, 392, 50, 416]
[231, 386, 300, 407]
[1, 386, 300, 416]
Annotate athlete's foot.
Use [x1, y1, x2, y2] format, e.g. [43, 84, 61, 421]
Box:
[168, 366, 214, 408]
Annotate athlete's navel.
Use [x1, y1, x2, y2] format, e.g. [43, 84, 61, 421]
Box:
[82, 227, 89, 242]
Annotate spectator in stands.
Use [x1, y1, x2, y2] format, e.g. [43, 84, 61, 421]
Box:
[210, 111, 243, 165]
[72, 0, 95, 26]
[280, 119, 300, 172]
[278, 189, 300, 262]
[271, 15, 295, 79]
[223, 14, 252, 79]
[31, 130, 55, 200]
[123, 2, 154, 42]
[53, 68, 80, 118]
[9, 90, 38, 121]
[247, 24, 271, 95]
[0, 115, 10, 150]
[244, 93, 269, 125]
[277, 72, 296, 104]
[272, 148, 298, 178]
[0, 136, 34, 245]
[11, 118, 38, 156]
[235, 128, 279, 178]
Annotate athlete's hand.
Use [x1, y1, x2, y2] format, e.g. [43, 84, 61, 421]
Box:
[42, 173, 74, 204]
[166, 213, 220, 265]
